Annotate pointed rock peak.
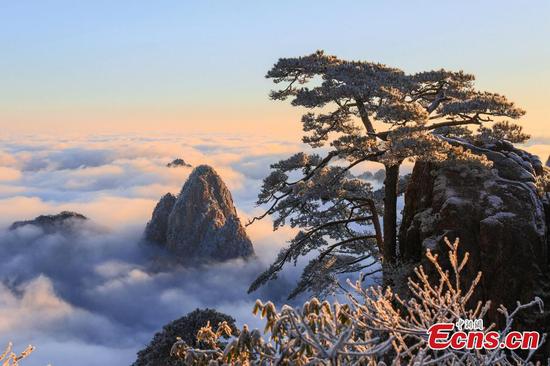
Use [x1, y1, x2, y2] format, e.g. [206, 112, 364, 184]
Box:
[165, 192, 177, 200]
[144, 164, 254, 264]
[184, 165, 222, 183]
[192, 164, 217, 175]
[167, 158, 192, 168]
[177, 165, 238, 216]
[158, 193, 177, 205]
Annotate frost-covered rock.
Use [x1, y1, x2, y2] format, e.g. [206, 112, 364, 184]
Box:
[9, 211, 88, 233]
[399, 139, 550, 342]
[145, 165, 254, 263]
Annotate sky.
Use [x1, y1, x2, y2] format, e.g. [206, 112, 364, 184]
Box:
[0, 0, 549, 143]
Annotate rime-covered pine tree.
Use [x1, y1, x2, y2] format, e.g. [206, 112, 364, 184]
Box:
[248, 51, 527, 298]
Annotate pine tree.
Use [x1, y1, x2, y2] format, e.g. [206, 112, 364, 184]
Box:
[249, 51, 527, 298]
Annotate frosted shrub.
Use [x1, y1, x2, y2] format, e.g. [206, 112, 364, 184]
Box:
[0, 343, 33, 366]
[172, 238, 545, 365]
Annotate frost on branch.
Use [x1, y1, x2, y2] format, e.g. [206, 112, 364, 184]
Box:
[0, 343, 33, 366]
[476, 121, 531, 144]
[248, 152, 382, 298]
[174, 238, 546, 365]
[249, 51, 526, 292]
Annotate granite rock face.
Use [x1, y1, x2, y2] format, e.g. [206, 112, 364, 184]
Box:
[144, 193, 176, 245]
[399, 139, 550, 346]
[9, 211, 88, 233]
[144, 165, 254, 263]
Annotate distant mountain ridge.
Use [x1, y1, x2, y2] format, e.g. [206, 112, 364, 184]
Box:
[145, 165, 254, 263]
[9, 211, 88, 233]
[167, 158, 192, 168]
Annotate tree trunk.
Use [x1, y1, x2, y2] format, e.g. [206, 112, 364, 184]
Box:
[383, 163, 400, 264]
[366, 199, 383, 254]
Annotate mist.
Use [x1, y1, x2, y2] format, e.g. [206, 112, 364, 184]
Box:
[0, 134, 308, 365]
[0, 133, 432, 365]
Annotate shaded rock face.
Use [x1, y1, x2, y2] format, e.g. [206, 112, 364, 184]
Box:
[9, 211, 88, 233]
[399, 140, 550, 340]
[133, 308, 236, 366]
[145, 165, 254, 263]
[144, 193, 176, 245]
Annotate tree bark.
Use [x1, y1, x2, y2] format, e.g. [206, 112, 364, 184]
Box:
[366, 199, 383, 254]
[354, 98, 376, 134]
[383, 163, 400, 263]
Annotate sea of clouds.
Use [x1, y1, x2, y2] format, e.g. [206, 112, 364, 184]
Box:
[0, 133, 546, 366]
[0, 133, 310, 365]
[0, 133, 382, 366]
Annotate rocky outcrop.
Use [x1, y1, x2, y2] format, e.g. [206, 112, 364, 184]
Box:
[399, 139, 550, 345]
[144, 193, 176, 245]
[9, 211, 88, 233]
[145, 165, 254, 263]
[133, 308, 236, 366]
[167, 158, 192, 168]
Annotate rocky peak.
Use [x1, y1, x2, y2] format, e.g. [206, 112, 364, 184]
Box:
[144, 165, 254, 263]
[167, 158, 192, 168]
[9, 211, 88, 233]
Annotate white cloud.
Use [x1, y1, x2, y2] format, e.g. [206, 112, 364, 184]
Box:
[0, 133, 305, 366]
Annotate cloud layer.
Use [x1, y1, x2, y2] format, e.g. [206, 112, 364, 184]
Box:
[1, 133, 546, 366]
[0, 133, 307, 366]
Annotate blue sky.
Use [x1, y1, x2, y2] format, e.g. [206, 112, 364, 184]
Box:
[0, 0, 548, 138]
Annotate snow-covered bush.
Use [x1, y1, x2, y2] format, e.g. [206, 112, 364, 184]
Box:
[171, 238, 545, 365]
[0, 343, 33, 366]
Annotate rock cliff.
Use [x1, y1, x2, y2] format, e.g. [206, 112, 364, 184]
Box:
[144, 165, 254, 263]
[399, 139, 550, 346]
[144, 193, 176, 245]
